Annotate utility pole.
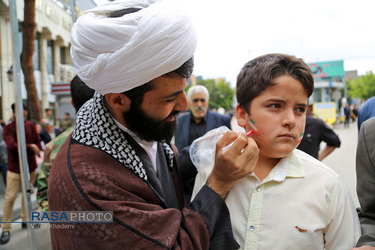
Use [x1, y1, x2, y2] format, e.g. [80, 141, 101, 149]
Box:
[69, 0, 77, 23]
[8, 0, 37, 249]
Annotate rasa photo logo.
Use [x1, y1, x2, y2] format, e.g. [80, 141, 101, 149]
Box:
[30, 211, 113, 224]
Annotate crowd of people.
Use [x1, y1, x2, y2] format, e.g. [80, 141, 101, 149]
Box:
[0, 103, 76, 245]
[0, 0, 374, 249]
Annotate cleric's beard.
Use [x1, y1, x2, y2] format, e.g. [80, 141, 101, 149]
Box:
[122, 103, 179, 142]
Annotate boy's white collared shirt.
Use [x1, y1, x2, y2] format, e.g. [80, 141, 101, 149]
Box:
[192, 149, 360, 249]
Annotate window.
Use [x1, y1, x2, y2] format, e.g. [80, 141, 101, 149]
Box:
[46, 40, 54, 74]
[33, 33, 40, 70]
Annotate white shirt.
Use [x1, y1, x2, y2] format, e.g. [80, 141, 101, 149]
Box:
[192, 149, 361, 250]
[113, 118, 158, 173]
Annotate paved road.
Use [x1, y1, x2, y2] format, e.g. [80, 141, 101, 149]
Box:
[321, 121, 360, 208]
[0, 119, 360, 249]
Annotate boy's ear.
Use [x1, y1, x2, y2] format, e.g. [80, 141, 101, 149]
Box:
[104, 93, 131, 113]
[235, 104, 248, 128]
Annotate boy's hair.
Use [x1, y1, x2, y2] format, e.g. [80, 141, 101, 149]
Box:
[236, 53, 314, 112]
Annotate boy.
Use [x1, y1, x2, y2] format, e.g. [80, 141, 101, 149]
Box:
[192, 54, 360, 249]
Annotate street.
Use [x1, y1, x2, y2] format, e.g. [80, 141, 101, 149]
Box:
[321, 121, 360, 208]
[0, 119, 360, 249]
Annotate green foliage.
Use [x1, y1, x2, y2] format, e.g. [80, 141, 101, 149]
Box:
[347, 71, 375, 100]
[185, 78, 235, 111]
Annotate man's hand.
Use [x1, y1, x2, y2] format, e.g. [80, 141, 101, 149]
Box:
[207, 131, 259, 199]
[30, 144, 41, 157]
[351, 246, 375, 250]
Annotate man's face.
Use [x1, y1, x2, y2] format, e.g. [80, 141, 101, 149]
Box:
[123, 74, 189, 142]
[45, 124, 54, 133]
[190, 91, 208, 121]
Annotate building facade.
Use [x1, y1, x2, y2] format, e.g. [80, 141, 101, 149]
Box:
[308, 60, 346, 105]
[0, 0, 96, 124]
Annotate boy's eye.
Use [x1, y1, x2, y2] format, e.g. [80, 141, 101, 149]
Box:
[296, 107, 306, 113]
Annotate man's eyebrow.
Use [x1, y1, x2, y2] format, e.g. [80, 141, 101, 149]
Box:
[163, 90, 184, 99]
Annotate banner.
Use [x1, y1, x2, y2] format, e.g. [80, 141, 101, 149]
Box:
[313, 102, 337, 125]
[308, 60, 344, 79]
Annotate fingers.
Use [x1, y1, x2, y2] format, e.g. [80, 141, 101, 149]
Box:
[212, 131, 259, 180]
[218, 131, 258, 159]
[207, 130, 260, 199]
[217, 130, 241, 150]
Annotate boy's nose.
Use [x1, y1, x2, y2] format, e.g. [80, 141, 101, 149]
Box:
[282, 109, 296, 128]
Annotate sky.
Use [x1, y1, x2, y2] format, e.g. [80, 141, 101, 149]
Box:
[94, 0, 375, 87]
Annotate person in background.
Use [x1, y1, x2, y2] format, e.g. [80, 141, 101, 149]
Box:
[44, 108, 55, 126]
[0, 121, 7, 186]
[297, 100, 341, 160]
[344, 102, 351, 127]
[59, 112, 72, 132]
[351, 116, 375, 250]
[352, 103, 359, 122]
[0, 103, 42, 245]
[175, 85, 232, 152]
[39, 119, 60, 146]
[357, 96, 375, 131]
[175, 85, 232, 202]
[48, 1, 258, 249]
[192, 53, 360, 249]
[37, 75, 95, 211]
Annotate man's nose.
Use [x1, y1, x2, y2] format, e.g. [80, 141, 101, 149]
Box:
[176, 92, 189, 111]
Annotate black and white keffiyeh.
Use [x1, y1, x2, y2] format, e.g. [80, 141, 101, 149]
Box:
[72, 92, 174, 181]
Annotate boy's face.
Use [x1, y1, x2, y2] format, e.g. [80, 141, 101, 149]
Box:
[236, 75, 308, 160]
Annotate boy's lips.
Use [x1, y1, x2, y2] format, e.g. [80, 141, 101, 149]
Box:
[279, 133, 295, 139]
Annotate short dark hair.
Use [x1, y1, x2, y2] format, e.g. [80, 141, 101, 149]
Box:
[70, 75, 95, 112]
[11, 103, 28, 113]
[236, 53, 314, 112]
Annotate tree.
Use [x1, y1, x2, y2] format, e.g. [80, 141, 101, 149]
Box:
[185, 78, 235, 111]
[21, 0, 40, 122]
[215, 80, 235, 111]
[347, 71, 375, 100]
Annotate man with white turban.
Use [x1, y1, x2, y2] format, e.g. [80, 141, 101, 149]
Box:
[48, 1, 258, 249]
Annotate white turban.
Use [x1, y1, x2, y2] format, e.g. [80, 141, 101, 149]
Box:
[70, 0, 197, 94]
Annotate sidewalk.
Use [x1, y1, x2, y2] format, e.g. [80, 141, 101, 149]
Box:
[0, 187, 38, 222]
[0, 188, 51, 250]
